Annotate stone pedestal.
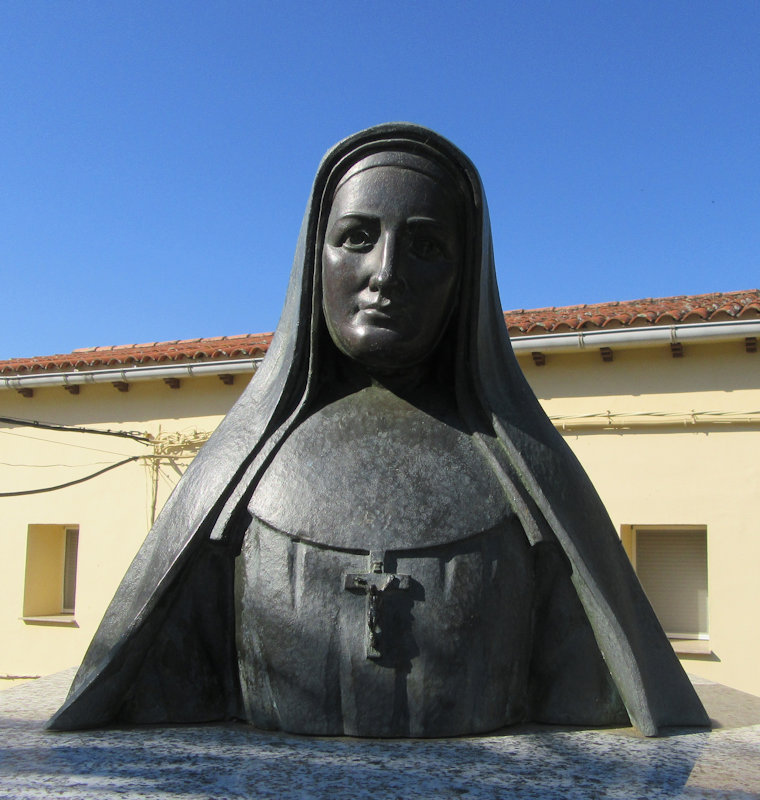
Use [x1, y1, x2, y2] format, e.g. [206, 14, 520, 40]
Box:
[2, 669, 759, 799]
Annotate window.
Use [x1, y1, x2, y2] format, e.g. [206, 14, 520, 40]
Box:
[23, 524, 80, 623]
[623, 525, 709, 652]
[62, 527, 79, 613]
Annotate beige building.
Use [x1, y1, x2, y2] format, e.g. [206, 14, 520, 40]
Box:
[1, 290, 758, 698]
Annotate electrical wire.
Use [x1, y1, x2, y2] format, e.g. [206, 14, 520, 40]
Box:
[0, 429, 138, 457]
[0, 461, 116, 468]
[0, 416, 152, 444]
[0, 456, 140, 497]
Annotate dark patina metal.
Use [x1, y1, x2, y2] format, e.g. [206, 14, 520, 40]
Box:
[49, 124, 709, 737]
[344, 552, 412, 660]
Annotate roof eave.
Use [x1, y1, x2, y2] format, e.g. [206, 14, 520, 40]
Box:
[1, 319, 758, 391]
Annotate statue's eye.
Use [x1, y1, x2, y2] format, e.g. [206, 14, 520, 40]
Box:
[410, 234, 445, 261]
[342, 227, 376, 251]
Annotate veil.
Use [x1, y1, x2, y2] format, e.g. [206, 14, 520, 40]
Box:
[49, 123, 708, 735]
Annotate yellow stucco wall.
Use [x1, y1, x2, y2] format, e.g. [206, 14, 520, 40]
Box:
[0, 375, 245, 678]
[515, 339, 760, 696]
[1, 337, 758, 699]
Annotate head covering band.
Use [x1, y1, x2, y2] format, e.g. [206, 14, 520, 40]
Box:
[333, 150, 462, 198]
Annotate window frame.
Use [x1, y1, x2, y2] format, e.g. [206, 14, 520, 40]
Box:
[622, 523, 710, 655]
[22, 523, 80, 626]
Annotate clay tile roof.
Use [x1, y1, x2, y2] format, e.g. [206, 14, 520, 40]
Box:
[503, 289, 760, 335]
[1, 289, 758, 376]
[0, 332, 275, 375]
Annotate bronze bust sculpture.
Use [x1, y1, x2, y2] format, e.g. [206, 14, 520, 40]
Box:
[50, 124, 708, 737]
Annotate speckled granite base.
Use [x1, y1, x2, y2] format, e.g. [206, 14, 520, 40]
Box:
[2, 669, 759, 799]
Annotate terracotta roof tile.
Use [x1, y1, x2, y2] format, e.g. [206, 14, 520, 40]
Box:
[0, 332, 275, 375]
[2, 289, 758, 376]
[503, 289, 760, 335]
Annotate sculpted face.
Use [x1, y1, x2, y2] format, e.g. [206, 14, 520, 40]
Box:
[322, 163, 462, 372]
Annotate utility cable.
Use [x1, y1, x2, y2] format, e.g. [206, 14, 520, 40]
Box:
[0, 416, 152, 444]
[0, 456, 140, 497]
[0, 429, 141, 457]
[0, 461, 116, 468]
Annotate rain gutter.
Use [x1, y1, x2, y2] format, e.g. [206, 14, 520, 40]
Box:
[0, 358, 263, 391]
[509, 319, 760, 355]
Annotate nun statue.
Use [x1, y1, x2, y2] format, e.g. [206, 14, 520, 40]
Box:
[49, 123, 708, 737]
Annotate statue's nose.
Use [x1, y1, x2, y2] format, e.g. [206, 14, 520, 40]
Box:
[369, 233, 404, 292]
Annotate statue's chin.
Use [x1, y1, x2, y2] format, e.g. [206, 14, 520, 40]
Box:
[329, 324, 435, 375]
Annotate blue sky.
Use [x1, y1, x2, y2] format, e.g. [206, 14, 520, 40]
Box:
[2, 1, 758, 359]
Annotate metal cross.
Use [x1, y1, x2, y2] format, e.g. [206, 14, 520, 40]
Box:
[344, 550, 411, 659]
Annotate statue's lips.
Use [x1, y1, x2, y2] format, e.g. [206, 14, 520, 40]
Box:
[357, 304, 408, 325]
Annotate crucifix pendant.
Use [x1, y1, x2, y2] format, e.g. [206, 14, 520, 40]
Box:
[344, 550, 411, 659]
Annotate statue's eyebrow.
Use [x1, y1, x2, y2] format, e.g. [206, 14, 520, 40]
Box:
[407, 216, 452, 235]
[329, 214, 446, 229]
[334, 213, 379, 223]
[407, 216, 441, 226]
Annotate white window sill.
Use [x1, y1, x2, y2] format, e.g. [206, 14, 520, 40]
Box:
[670, 638, 711, 655]
[21, 615, 78, 627]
